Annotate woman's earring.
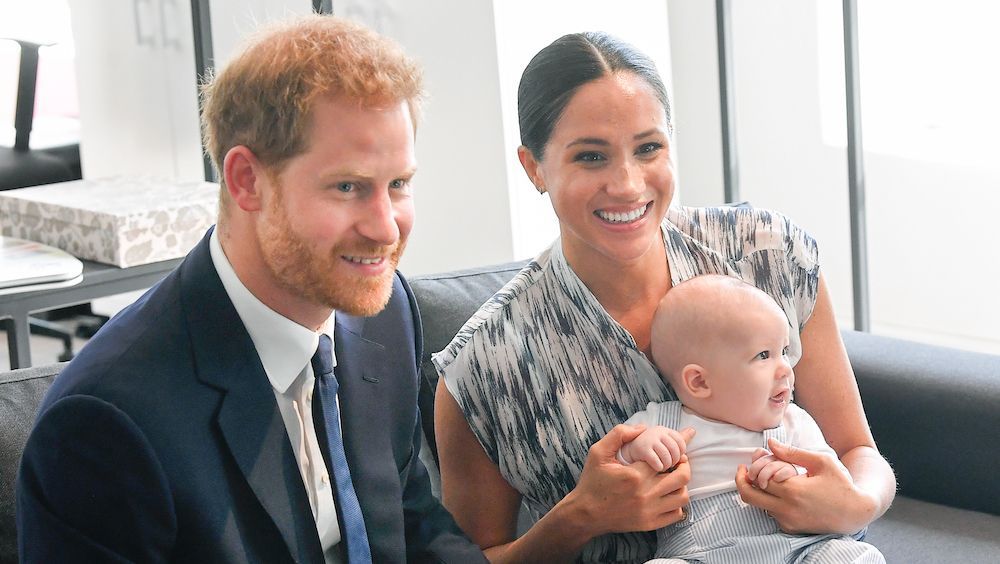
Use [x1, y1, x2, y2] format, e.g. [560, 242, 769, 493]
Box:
[536, 184, 546, 194]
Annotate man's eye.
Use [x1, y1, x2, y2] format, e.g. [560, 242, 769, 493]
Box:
[575, 152, 605, 163]
[755, 351, 771, 360]
[389, 178, 410, 190]
[337, 182, 356, 193]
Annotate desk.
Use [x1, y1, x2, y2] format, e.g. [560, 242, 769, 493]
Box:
[1, 257, 182, 368]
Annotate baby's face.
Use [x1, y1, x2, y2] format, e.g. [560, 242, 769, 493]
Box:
[703, 302, 795, 432]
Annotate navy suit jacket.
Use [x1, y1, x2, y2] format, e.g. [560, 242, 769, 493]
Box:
[16, 229, 485, 563]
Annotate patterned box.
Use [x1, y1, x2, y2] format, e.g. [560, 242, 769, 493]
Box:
[0, 176, 219, 267]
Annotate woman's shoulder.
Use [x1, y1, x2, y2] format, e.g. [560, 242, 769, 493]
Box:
[666, 204, 818, 266]
[431, 248, 554, 375]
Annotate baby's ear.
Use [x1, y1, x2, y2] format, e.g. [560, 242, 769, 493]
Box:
[682, 364, 711, 398]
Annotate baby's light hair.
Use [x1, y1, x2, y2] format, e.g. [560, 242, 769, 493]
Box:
[651, 274, 785, 391]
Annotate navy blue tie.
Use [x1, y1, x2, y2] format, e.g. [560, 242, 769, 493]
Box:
[311, 334, 372, 563]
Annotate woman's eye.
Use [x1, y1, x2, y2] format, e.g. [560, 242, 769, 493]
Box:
[637, 142, 663, 155]
[574, 152, 605, 163]
[755, 351, 771, 361]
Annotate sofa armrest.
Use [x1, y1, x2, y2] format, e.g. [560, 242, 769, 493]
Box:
[842, 330, 1000, 516]
[1, 362, 64, 562]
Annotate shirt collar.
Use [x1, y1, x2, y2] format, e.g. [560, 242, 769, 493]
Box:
[209, 229, 335, 394]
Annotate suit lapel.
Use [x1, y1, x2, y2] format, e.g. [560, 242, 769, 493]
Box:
[180, 230, 322, 564]
[333, 315, 386, 511]
[334, 313, 385, 429]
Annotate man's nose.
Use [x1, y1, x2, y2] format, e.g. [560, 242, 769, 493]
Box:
[358, 189, 400, 246]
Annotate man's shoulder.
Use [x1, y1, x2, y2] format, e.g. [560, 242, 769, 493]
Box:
[40, 274, 195, 418]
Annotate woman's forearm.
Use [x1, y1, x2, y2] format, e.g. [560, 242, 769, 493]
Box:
[482, 493, 596, 564]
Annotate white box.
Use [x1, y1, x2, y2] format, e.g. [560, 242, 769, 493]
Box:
[0, 176, 219, 267]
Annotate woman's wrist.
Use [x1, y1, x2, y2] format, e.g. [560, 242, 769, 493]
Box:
[547, 488, 603, 546]
[837, 485, 881, 533]
[841, 445, 896, 529]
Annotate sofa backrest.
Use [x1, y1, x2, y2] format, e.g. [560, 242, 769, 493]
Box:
[843, 330, 1000, 516]
[409, 261, 528, 461]
[0, 362, 63, 564]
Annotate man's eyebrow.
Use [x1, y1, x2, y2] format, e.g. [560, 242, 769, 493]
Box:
[318, 167, 419, 181]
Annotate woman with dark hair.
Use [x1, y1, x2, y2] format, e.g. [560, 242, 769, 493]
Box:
[434, 31, 895, 563]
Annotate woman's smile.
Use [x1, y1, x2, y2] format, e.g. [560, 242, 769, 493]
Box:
[595, 201, 652, 224]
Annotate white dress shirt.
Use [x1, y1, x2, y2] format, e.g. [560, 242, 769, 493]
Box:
[210, 230, 343, 564]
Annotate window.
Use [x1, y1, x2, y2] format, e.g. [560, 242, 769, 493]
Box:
[727, 0, 999, 354]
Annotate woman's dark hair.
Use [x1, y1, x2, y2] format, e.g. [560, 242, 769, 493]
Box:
[517, 31, 672, 161]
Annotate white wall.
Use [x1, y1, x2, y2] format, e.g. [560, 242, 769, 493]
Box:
[338, 0, 516, 276]
[209, 1, 314, 73]
[664, 0, 724, 208]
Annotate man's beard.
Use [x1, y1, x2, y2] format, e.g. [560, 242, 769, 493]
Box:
[257, 190, 405, 317]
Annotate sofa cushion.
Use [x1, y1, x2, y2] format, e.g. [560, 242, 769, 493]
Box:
[869, 496, 1000, 562]
[0, 362, 63, 564]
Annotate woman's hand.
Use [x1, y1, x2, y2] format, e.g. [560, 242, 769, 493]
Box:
[437, 382, 692, 563]
[563, 424, 694, 537]
[735, 438, 879, 535]
[746, 447, 799, 490]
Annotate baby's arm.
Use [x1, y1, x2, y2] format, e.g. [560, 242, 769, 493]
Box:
[617, 425, 690, 473]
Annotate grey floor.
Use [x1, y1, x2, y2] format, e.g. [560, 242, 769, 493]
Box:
[0, 291, 144, 371]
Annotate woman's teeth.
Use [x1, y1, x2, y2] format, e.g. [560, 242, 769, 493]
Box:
[596, 203, 649, 224]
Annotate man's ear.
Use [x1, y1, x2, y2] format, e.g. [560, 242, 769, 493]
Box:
[223, 145, 266, 213]
[682, 364, 711, 399]
[517, 145, 546, 194]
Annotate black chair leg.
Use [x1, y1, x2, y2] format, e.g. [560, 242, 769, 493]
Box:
[27, 317, 74, 362]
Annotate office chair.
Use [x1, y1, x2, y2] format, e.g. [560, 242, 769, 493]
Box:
[0, 38, 80, 189]
[1, 38, 100, 362]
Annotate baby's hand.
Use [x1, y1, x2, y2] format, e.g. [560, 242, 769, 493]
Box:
[747, 447, 800, 489]
[617, 426, 694, 472]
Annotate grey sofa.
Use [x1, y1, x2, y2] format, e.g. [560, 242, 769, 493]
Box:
[3, 261, 999, 563]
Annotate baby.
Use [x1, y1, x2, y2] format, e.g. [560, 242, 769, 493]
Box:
[619, 274, 883, 563]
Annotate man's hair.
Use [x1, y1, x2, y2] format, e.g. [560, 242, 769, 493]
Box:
[201, 15, 424, 220]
